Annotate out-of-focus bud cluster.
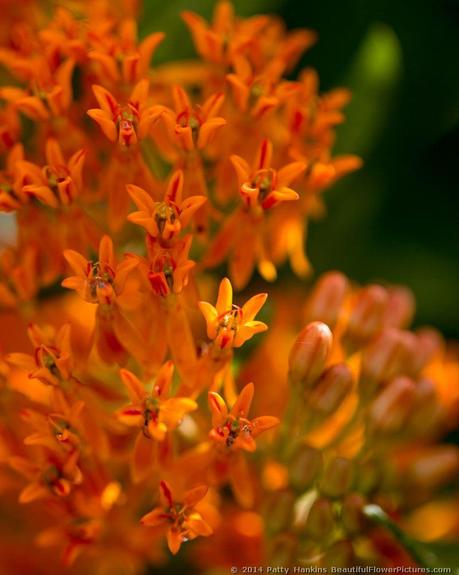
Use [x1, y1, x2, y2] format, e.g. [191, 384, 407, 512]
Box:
[253, 272, 459, 568]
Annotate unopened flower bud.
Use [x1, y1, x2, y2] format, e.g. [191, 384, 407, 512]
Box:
[320, 457, 354, 498]
[264, 490, 296, 532]
[305, 497, 334, 541]
[304, 272, 348, 328]
[356, 461, 380, 494]
[407, 378, 442, 435]
[308, 363, 353, 416]
[344, 285, 388, 351]
[288, 321, 332, 386]
[368, 376, 416, 434]
[406, 446, 459, 490]
[289, 445, 323, 491]
[341, 493, 368, 535]
[322, 539, 354, 568]
[383, 286, 415, 329]
[360, 328, 415, 394]
[410, 328, 443, 373]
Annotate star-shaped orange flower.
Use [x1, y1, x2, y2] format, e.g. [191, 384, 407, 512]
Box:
[62, 235, 136, 306]
[231, 138, 305, 210]
[127, 170, 206, 242]
[117, 361, 197, 442]
[141, 480, 213, 554]
[87, 80, 157, 148]
[208, 382, 279, 452]
[199, 277, 268, 349]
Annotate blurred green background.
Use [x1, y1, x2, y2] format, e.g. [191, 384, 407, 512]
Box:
[145, 0, 459, 337]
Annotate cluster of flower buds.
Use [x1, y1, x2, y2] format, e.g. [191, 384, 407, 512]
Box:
[0, 1, 457, 574]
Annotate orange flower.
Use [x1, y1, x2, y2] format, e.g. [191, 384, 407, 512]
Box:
[62, 235, 136, 306]
[127, 170, 206, 242]
[88, 19, 164, 85]
[20, 138, 85, 207]
[117, 362, 197, 482]
[208, 382, 279, 452]
[198, 277, 268, 349]
[9, 449, 82, 503]
[227, 55, 299, 117]
[231, 139, 305, 211]
[118, 362, 197, 441]
[22, 401, 85, 453]
[138, 234, 196, 298]
[141, 480, 213, 554]
[0, 57, 75, 120]
[182, 1, 268, 66]
[87, 80, 157, 148]
[153, 86, 226, 152]
[7, 323, 74, 387]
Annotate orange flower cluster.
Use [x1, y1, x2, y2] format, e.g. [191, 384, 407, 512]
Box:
[0, 1, 457, 574]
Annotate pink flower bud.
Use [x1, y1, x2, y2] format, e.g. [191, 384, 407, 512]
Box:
[305, 497, 334, 541]
[406, 446, 459, 490]
[308, 363, 353, 416]
[304, 271, 349, 328]
[361, 328, 416, 389]
[289, 445, 323, 491]
[344, 285, 388, 350]
[320, 457, 354, 498]
[288, 321, 332, 386]
[368, 376, 416, 434]
[383, 286, 415, 329]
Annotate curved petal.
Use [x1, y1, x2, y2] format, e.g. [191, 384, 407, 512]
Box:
[183, 485, 208, 507]
[126, 184, 155, 213]
[141, 506, 169, 527]
[241, 293, 267, 322]
[215, 277, 232, 315]
[208, 391, 228, 427]
[198, 302, 218, 339]
[250, 415, 280, 437]
[277, 161, 306, 188]
[229, 154, 250, 186]
[120, 369, 145, 403]
[87, 109, 117, 142]
[63, 249, 88, 277]
[230, 382, 254, 418]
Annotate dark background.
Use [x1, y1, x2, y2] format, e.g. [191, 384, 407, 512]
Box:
[143, 0, 459, 338]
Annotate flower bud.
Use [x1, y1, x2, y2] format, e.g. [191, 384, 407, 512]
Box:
[344, 285, 388, 351]
[368, 376, 416, 435]
[356, 461, 380, 494]
[407, 378, 442, 435]
[410, 328, 443, 373]
[320, 457, 353, 498]
[341, 493, 368, 535]
[406, 446, 459, 490]
[289, 445, 323, 491]
[304, 272, 348, 328]
[308, 363, 353, 416]
[288, 321, 332, 386]
[305, 497, 334, 541]
[383, 286, 415, 329]
[264, 490, 296, 532]
[360, 328, 415, 394]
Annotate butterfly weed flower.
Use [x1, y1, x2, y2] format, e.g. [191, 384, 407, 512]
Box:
[141, 480, 213, 554]
[0, 2, 456, 573]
